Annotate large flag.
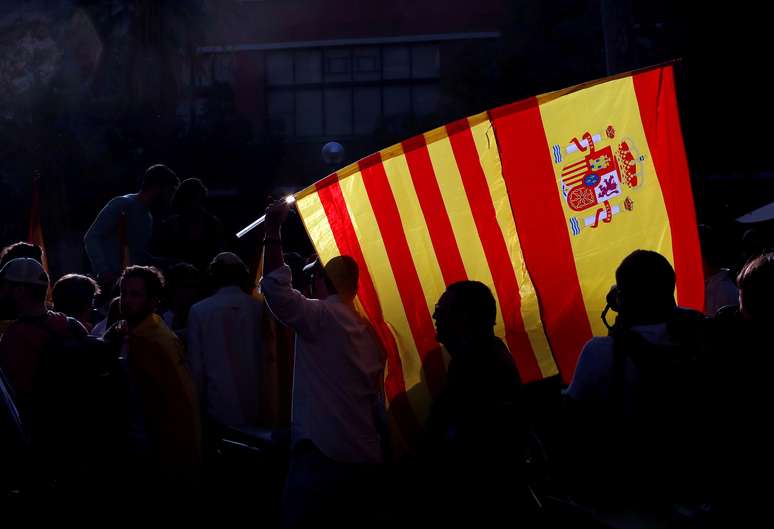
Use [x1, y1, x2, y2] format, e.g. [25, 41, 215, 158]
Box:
[293, 64, 703, 437]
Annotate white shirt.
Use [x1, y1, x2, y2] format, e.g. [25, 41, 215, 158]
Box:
[187, 286, 264, 428]
[261, 265, 385, 464]
[566, 323, 673, 409]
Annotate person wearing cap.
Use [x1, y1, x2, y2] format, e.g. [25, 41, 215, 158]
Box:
[261, 199, 387, 528]
[0, 258, 88, 422]
[0, 242, 44, 337]
[187, 252, 264, 433]
[83, 164, 180, 289]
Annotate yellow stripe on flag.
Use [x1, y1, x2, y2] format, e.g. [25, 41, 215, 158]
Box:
[380, 150, 452, 367]
[425, 133, 514, 357]
[468, 116, 558, 377]
[296, 190, 342, 266]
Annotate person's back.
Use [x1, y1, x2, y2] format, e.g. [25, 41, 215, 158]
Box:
[0, 258, 103, 483]
[84, 193, 152, 276]
[424, 281, 527, 525]
[565, 251, 711, 513]
[708, 253, 774, 523]
[0, 259, 83, 420]
[287, 286, 385, 461]
[84, 164, 179, 283]
[261, 254, 385, 463]
[261, 200, 386, 528]
[0, 310, 85, 423]
[187, 253, 263, 429]
[262, 261, 386, 528]
[427, 336, 523, 456]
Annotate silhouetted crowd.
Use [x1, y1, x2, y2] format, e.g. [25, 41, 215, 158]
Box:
[1, 164, 773, 528]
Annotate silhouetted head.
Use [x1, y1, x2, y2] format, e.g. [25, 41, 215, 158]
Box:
[314, 255, 359, 302]
[120, 266, 165, 326]
[613, 250, 676, 326]
[738, 252, 774, 322]
[433, 280, 497, 357]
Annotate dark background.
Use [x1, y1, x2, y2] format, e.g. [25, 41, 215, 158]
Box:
[0, 0, 770, 276]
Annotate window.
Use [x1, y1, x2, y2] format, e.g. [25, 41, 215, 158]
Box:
[354, 87, 381, 134]
[353, 47, 380, 82]
[325, 48, 351, 83]
[382, 46, 410, 80]
[413, 85, 440, 118]
[325, 88, 352, 136]
[266, 51, 293, 85]
[267, 91, 294, 136]
[295, 90, 323, 137]
[265, 43, 441, 139]
[383, 86, 411, 120]
[411, 45, 440, 79]
[294, 49, 322, 84]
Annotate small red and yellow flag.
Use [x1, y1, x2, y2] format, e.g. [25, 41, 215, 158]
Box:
[28, 171, 49, 274]
[293, 64, 703, 435]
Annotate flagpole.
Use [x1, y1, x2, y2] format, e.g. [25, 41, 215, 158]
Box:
[236, 195, 296, 239]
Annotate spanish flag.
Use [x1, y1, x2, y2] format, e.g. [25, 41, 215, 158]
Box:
[293, 64, 703, 435]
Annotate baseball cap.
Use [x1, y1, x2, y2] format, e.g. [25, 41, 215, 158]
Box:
[0, 258, 49, 287]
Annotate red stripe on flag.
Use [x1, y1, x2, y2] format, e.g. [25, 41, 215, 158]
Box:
[402, 135, 468, 286]
[563, 167, 587, 178]
[315, 178, 410, 404]
[562, 173, 586, 181]
[563, 177, 584, 187]
[490, 98, 594, 382]
[359, 154, 446, 398]
[633, 67, 704, 310]
[445, 119, 542, 381]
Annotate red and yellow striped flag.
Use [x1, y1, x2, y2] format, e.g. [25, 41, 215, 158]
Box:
[293, 64, 703, 435]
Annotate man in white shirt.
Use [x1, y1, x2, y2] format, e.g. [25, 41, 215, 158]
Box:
[260, 199, 386, 528]
[187, 253, 264, 430]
